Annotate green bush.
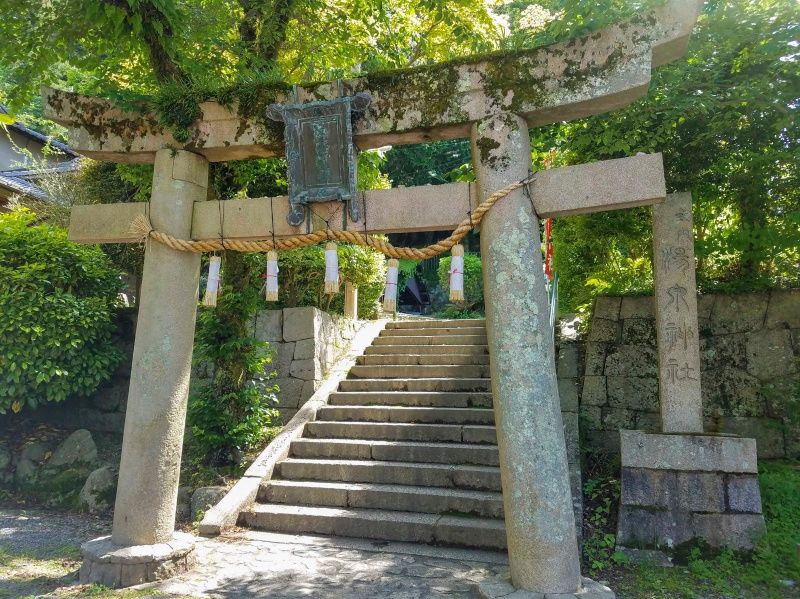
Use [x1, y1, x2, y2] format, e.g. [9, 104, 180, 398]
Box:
[438, 251, 484, 312]
[0, 209, 122, 414]
[276, 243, 386, 319]
[189, 251, 278, 464]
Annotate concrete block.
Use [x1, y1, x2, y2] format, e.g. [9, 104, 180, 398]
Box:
[621, 318, 656, 344]
[726, 475, 762, 514]
[290, 359, 321, 381]
[711, 293, 769, 335]
[594, 297, 621, 321]
[620, 296, 654, 320]
[621, 467, 677, 508]
[557, 344, 581, 378]
[602, 407, 636, 430]
[676, 472, 724, 512]
[294, 338, 315, 360]
[581, 376, 607, 406]
[587, 318, 621, 343]
[604, 345, 658, 377]
[558, 378, 580, 411]
[273, 378, 304, 408]
[255, 309, 282, 341]
[691, 513, 765, 550]
[607, 376, 659, 412]
[746, 328, 797, 379]
[584, 343, 608, 376]
[617, 506, 693, 549]
[765, 289, 800, 329]
[620, 430, 758, 473]
[283, 306, 320, 342]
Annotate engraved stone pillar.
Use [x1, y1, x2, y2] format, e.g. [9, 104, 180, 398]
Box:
[473, 114, 581, 593]
[80, 149, 208, 588]
[653, 192, 704, 433]
[344, 281, 358, 319]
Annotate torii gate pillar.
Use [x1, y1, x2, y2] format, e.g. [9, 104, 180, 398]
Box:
[81, 149, 208, 586]
[474, 114, 581, 593]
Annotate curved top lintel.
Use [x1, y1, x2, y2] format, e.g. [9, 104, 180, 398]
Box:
[42, 0, 702, 164]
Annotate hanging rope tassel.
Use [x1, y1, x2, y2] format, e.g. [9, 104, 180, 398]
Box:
[449, 244, 465, 302]
[324, 241, 340, 294]
[383, 258, 399, 313]
[203, 255, 222, 307]
[265, 250, 279, 302]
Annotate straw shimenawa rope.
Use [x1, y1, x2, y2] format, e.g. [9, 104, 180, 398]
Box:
[129, 174, 535, 260]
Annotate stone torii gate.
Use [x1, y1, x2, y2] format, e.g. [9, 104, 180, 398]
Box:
[44, 1, 702, 594]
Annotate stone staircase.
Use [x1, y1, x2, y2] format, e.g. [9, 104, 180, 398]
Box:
[240, 318, 508, 550]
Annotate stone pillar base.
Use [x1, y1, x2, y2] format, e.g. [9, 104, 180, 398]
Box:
[616, 430, 765, 552]
[79, 532, 196, 588]
[478, 574, 615, 598]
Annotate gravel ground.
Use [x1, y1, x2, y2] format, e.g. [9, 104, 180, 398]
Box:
[0, 507, 109, 558]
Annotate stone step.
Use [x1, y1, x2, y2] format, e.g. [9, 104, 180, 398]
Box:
[290, 438, 500, 466]
[364, 344, 489, 356]
[379, 327, 486, 337]
[356, 354, 490, 366]
[338, 378, 491, 393]
[304, 421, 497, 444]
[276, 458, 502, 491]
[317, 405, 494, 425]
[328, 391, 493, 408]
[241, 504, 506, 550]
[385, 319, 486, 330]
[349, 364, 491, 379]
[372, 335, 487, 346]
[259, 480, 504, 518]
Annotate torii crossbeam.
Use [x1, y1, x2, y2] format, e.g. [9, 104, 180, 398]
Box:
[46, 0, 703, 595]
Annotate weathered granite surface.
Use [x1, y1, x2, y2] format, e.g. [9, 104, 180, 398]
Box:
[568, 289, 800, 458]
[652, 193, 703, 433]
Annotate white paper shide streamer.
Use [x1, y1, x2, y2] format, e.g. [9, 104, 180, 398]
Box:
[383, 258, 399, 313]
[449, 244, 464, 302]
[265, 250, 279, 302]
[203, 255, 222, 307]
[324, 242, 339, 294]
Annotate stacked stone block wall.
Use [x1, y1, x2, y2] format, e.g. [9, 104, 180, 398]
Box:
[562, 289, 799, 459]
[251, 307, 361, 421]
[616, 431, 765, 551]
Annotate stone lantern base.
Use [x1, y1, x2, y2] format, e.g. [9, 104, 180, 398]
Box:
[616, 430, 765, 553]
[478, 574, 615, 598]
[79, 532, 196, 588]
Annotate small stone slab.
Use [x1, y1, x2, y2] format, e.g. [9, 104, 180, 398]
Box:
[478, 573, 615, 599]
[620, 430, 758, 473]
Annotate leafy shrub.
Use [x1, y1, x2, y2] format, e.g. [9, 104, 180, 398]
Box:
[275, 243, 386, 319]
[438, 251, 484, 312]
[189, 252, 278, 463]
[0, 209, 122, 414]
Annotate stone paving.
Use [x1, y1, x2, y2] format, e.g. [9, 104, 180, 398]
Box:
[148, 529, 508, 598]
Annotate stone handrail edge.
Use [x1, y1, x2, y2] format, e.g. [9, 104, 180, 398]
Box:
[197, 318, 388, 536]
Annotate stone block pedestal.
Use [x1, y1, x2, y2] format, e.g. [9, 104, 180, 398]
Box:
[616, 430, 765, 552]
[79, 532, 196, 588]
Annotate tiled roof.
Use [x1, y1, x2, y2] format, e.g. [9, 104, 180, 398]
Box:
[0, 103, 77, 157]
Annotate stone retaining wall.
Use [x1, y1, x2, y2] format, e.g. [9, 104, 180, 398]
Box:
[561, 289, 799, 459]
[250, 307, 362, 421]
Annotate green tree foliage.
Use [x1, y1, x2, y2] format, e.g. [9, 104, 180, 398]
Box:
[190, 252, 279, 463]
[276, 244, 387, 319]
[0, 209, 122, 414]
[526, 0, 800, 311]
